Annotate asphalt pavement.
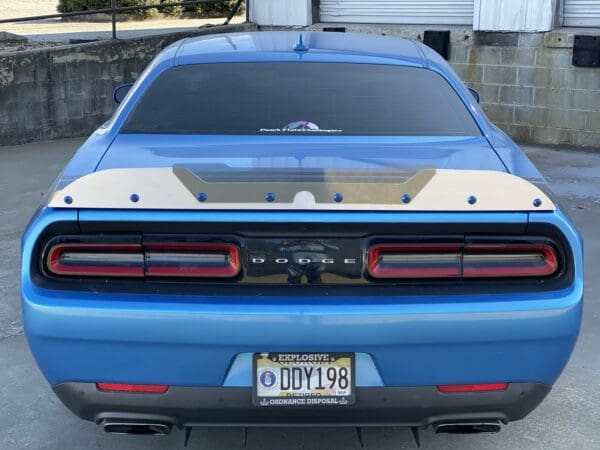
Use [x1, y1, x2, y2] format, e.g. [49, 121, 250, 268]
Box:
[0, 138, 599, 449]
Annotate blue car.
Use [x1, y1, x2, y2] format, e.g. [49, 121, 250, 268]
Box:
[21, 31, 582, 439]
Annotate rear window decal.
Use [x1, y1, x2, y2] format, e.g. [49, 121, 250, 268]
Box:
[284, 120, 320, 131]
[260, 121, 342, 134]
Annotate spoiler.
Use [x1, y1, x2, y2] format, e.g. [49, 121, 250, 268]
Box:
[49, 168, 555, 212]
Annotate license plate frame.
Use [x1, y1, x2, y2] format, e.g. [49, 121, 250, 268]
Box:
[252, 352, 355, 407]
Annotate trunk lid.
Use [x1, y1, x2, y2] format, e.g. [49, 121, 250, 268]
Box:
[97, 135, 507, 175]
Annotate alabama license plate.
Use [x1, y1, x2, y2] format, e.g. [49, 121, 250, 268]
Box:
[253, 352, 355, 407]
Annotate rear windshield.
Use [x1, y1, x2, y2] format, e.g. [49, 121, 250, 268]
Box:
[121, 62, 481, 136]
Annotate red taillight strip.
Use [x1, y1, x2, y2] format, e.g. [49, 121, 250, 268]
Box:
[96, 383, 169, 393]
[47, 243, 144, 277]
[437, 383, 508, 393]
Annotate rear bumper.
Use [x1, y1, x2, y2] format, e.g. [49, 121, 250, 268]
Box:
[24, 290, 582, 389]
[54, 382, 551, 428]
[23, 280, 583, 388]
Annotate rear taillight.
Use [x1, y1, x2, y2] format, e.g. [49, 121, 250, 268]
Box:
[45, 241, 241, 279]
[368, 244, 463, 278]
[47, 243, 144, 277]
[368, 242, 558, 279]
[462, 244, 557, 277]
[145, 243, 240, 278]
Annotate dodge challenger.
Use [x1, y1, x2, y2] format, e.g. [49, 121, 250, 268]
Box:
[21, 31, 583, 441]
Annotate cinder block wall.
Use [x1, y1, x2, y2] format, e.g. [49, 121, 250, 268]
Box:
[452, 31, 599, 147]
[0, 24, 256, 147]
[309, 24, 600, 148]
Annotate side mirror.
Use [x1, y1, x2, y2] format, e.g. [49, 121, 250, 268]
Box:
[113, 83, 133, 104]
[468, 87, 480, 104]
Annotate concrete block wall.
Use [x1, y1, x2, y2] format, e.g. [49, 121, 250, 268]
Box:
[309, 24, 600, 148]
[0, 24, 256, 146]
[451, 30, 600, 147]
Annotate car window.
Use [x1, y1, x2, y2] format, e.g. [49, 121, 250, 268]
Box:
[121, 62, 481, 136]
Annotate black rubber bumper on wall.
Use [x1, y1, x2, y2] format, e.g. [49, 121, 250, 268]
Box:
[53, 382, 551, 428]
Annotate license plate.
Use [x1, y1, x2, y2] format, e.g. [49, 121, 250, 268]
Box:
[253, 352, 355, 407]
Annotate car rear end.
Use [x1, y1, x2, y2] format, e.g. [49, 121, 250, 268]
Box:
[22, 200, 582, 433]
[21, 32, 583, 436]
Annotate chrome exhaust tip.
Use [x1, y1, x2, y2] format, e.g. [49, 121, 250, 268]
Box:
[434, 420, 502, 434]
[101, 419, 172, 436]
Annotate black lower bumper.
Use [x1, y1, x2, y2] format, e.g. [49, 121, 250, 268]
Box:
[53, 382, 550, 428]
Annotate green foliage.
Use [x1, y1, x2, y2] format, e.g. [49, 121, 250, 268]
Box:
[187, 1, 244, 18]
[159, 0, 183, 17]
[57, 0, 244, 19]
[57, 0, 107, 13]
[57, 0, 161, 19]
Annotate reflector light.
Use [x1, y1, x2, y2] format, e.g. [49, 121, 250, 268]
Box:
[368, 243, 558, 279]
[437, 383, 508, 393]
[96, 383, 169, 393]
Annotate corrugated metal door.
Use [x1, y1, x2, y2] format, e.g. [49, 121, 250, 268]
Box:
[320, 0, 475, 25]
[564, 0, 600, 26]
[474, 0, 555, 32]
[250, 0, 312, 26]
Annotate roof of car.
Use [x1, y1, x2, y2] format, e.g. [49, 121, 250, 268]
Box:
[169, 31, 428, 67]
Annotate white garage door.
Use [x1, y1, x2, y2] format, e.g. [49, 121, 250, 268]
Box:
[320, 0, 475, 25]
[564, 0, 600, 26]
